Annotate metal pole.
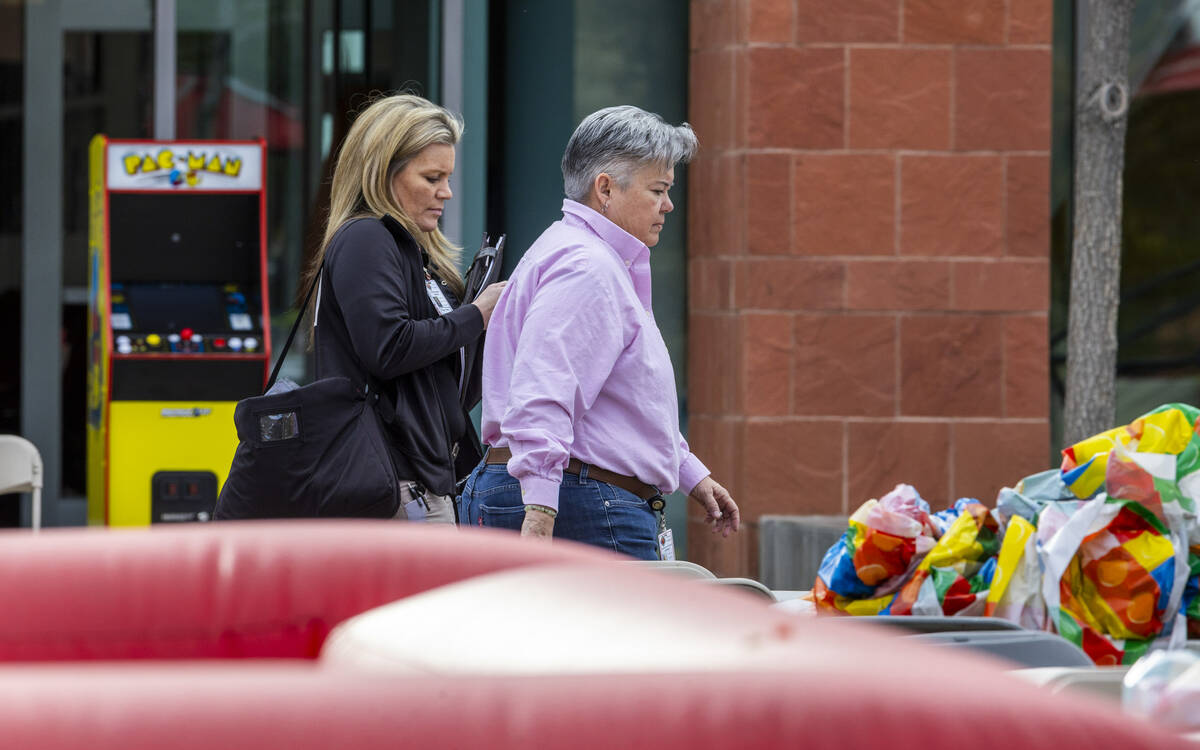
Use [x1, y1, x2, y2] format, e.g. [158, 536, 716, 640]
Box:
[441, 0, 464, 248]
[154, 0, 176, 140]
[22, 0, 64, 526]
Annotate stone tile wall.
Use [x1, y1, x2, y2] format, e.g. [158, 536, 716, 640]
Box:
[686, 0, 1053, 577]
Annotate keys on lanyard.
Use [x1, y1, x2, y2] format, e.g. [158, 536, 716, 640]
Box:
[403, 482, 429, 523]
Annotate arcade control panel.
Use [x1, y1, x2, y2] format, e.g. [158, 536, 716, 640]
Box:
[110, 281, 263, 355]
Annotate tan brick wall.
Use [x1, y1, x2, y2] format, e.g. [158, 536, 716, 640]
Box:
[686, 0, 1053, 577]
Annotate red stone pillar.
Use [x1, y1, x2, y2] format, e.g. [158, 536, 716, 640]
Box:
[686, 0, 1053, 577]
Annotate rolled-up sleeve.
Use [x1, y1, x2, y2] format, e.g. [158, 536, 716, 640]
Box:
[500, 254, 628, 511]
[677, 437, 710, 496]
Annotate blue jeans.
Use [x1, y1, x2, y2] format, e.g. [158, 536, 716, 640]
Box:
[457, 461, 660, 560]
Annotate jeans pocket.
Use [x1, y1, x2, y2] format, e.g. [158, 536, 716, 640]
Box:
[605, 483, 651, 510]
[472, 466, 521, 498]
[599, 490, 659, 561]
[479, 502, 525, 531]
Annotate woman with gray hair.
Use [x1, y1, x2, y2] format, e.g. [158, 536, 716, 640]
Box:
[458, 105, 740, 559]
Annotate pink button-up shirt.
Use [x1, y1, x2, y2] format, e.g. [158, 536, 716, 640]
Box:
[480, 199, 710, 511]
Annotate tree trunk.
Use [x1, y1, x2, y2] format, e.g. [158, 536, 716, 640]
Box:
[1064, 0, 1137, 446]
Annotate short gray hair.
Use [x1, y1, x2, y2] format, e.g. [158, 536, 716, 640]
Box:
[561, 105, 699, 202]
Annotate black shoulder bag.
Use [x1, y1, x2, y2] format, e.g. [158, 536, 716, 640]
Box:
[214, 260, 401, 520]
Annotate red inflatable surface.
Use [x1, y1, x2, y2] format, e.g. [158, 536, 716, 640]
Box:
[0, 520, 1188, 749]
[0, 521, 612, 660]
[0, 663, 1189, 749]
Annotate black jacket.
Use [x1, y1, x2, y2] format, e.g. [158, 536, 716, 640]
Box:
[314, 215, 484, 496]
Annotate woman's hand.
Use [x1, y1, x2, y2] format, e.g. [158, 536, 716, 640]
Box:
[472, 281, 508, 328]
[689, 476, 740, 537]
[520, 507, 555, 542]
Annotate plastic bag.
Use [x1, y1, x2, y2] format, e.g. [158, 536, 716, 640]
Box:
[1060, 405, 1198, 500]
[983, 469, 1086, 630]
[890, 499, 1001, 617]
[985, 514, 1046, 629]
[812, 484, 936, 615]
[1122, 649, 1200, 730]
[1042, 443, 1188, 665]
[809, 403, 1200, 637]
[1182, 544, 1200, 638]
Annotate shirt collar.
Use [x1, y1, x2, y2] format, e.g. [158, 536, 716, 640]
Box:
[561, 199, 649, 266]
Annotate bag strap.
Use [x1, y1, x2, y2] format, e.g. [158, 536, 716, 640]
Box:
[264, 256, 324, 393]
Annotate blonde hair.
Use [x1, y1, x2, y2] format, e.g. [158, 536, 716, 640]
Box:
[303, 93, 465, 337]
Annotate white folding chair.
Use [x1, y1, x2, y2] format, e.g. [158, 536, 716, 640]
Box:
[0, 435, 42, 530]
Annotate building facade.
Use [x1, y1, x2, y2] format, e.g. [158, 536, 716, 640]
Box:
[684, 0, 1200, 578]
[685, 0, 1054, 575]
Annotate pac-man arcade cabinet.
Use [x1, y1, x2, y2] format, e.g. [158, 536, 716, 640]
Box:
[87, 137, 270, 525]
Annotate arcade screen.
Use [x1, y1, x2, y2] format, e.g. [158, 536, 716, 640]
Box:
[108, 192, 260, 284]
[123, 283, 228, 332]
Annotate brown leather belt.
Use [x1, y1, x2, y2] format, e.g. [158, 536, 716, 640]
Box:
[485, 446, 661, 503]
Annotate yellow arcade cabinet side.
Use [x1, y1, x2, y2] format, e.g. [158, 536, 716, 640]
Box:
[87, 136, 271, 525]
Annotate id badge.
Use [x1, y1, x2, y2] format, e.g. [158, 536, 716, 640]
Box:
[425, 277, 453, 315]
[657, 527, 676, 561]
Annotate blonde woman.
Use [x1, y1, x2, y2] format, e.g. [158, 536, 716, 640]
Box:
[302, 94, 505, 523]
